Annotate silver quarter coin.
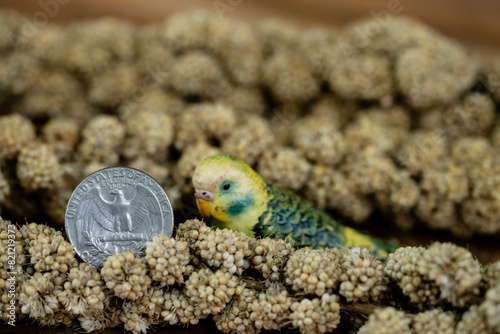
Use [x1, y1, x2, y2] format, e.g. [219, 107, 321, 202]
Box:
[65, 167, 174, 269]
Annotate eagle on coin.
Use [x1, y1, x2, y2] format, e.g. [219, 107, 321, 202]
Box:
[77, 184, 160, 246]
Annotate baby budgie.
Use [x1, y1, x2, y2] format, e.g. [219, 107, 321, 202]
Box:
[192, 154, 399, 258]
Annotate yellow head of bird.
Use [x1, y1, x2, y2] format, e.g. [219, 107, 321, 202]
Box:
[192, 154, 267, 226]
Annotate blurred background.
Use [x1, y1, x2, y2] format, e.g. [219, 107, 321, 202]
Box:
[0, 1, 499, 333]
[0, 0, 499, 260]
[0, 0, 499, 55]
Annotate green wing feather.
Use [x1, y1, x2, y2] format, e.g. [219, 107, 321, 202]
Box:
[255, 183, 347, 248]
[254, 183, 398, 258]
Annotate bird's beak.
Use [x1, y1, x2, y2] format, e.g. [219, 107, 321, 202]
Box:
[194, 190, 213, 217]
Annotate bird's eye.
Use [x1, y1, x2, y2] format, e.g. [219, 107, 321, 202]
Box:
[222, 182, 231, 191]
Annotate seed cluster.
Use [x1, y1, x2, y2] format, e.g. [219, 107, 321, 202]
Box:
[18, 272, 69, 324]
[0, 169, 10, 204]
[57, 263, 106, 315]
[0, 6, 499, 333]
[42, 118, 80, 159]
[456, 304, 489, 334]
[184, 267, 242, 316]
[2, 218, 500, 333]
[0, 9, 500, 238]
[250, 284, 292, 331]
[120, 303, 154, 334]
[357, 307, 411, 334]
[161, 288, 200, 325]
[145, 234, 191, 286]
[257, 147, 312, 192]
[251, 237, 294, 283]
[79, 307, 122, 333]
[0, 218, 25, 273]
[384, 246, 441, 306]
[16, 142, 62, 191]
[412, 309, 455, 334]
[290, 293, 341, 334]
[483, 261, 500, 289]
[101, 251, 151, 300]
[0, 114, 36, 160]
[221, 115, 275, 166]
[78, 115, 126, 169]
[385, 242, 483, 309]
[123, 109, 174, 162]
[27, 228, 77, 273]
[285, 247, 342, 296]
[196, 228, 253, 275]
[418, 242, 482, 307]
[339, 247, 387, 302]
[214, 287, 258, 334]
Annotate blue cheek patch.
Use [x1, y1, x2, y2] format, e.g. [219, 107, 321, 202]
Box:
[227, 195, 255, 216]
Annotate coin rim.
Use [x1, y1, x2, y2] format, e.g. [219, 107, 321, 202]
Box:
[64, 166, 174, 268]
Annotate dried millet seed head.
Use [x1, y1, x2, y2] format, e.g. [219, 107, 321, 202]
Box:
[0, 218, 25, 270]
[87, 64, 138, 107]
[28, 231, 77, 274]
[0, 169, 10, 204]
[343, 106, 410, 154]
[145, 234, 191, 286]
[483, 261, 500, 289]
[0, 53, 42, 95]
[175, 103, 236, 151]
[292, 116, 345, 167]
[184, 267, 242, 316]
[285, 247, 342, 296]
[395, 130, 448, 176]
[58, 262, 106, 315]
[78, 301, 123, 333]
[17, 142, 63, 192]
[0, 114, 36, 161]
[289, 293, 341, 334]
[101, 250, 151, 301]
[250, 284, 293, 331]
[78, 114, 125, 165]
[384, 246, 440, 306]
[417, 242, 482, 308]
[455, 304, 489, 334]
[119, 300, 154, 334]
[303, 164, 337, 210]
[196, 227, 253, 275]
[395, 40, 478, 110]
[357, 307, 411, 334]
[42, 117, 80, 159]
[257, 147, 312, 192]
[222, 115, 275, 166]
[411, 309, 455, 334]
[262, 52, 319, 103]
[161, 287, 202, 326]
[328, 50, 394, 104]
[484, 53, 500, 102]
[169, 51, 230, 99]
[419, 93, 495, 140]
[18, 272, 61, 320]
[479, 284, 500, 332]
[339, 247, 387, 303]
[20, 222, 61, 243]
[251, 237, 294, 283]
[175, 219, 213, 250]
[214, 287, 259, 334]
[122, 109, 174, 162]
